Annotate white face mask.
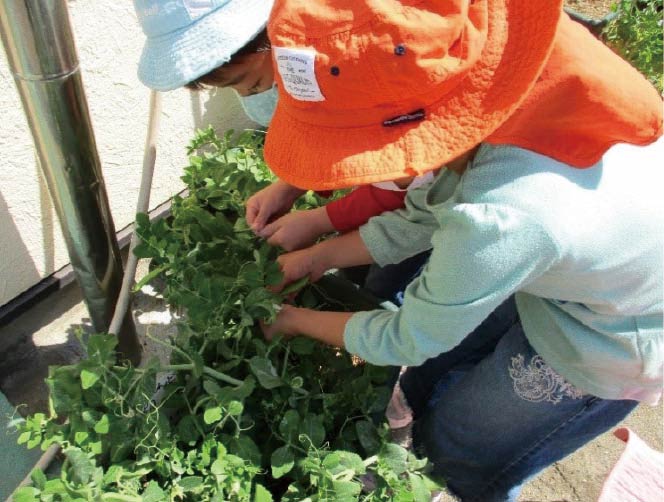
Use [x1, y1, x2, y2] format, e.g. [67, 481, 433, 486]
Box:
[238, 84, 278, 127]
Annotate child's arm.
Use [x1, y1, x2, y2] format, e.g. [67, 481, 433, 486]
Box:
[274, 230, 374, 287]
[258, 185, 406, 251]
[258, 206, 334, 251]
[266, 206, 561, 366]
[260, 231, 372, 347]
[325, 185, 406, 232]
[262, 305, 350, 348]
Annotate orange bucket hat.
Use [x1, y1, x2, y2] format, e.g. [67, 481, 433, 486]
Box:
[263, 0, 563, 190]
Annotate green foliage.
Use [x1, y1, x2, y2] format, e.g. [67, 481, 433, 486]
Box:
[14, 127, 439, 501]
[602, 0, 663, 92]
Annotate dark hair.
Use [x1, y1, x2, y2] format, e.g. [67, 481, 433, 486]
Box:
[185, 28, 270, 90]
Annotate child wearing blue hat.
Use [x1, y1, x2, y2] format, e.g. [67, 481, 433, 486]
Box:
[132, 0, 432, 305]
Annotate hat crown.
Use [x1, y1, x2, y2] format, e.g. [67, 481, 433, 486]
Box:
[269, 0, 488, 126]
[134, 0, 231, 38]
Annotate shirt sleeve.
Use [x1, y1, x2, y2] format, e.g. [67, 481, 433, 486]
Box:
[344, 204, 561, 366]
[358, 183, 440, 266]
[325, 185, 407, 232]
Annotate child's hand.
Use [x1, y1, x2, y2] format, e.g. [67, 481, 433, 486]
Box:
[260, 304, 299, 341]
[246, 180, 306, 233]
[275, 246, 329, 291]
[259, 207, 334, 251]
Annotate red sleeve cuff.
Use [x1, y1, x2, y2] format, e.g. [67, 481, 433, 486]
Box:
[326, 185, 407, 232]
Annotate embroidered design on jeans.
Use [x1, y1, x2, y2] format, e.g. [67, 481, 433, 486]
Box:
[509, 354, 584, 404]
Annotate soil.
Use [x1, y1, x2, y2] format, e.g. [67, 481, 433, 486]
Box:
[565, 0, 614, 19]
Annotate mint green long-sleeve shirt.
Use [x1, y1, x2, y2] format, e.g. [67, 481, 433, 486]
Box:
[344, 142, 663, 404]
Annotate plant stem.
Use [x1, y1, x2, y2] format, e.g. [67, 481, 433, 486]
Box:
[145, 332, 193, 364]
[202, 366, 244, 386]
[281, 345, 291, 380]
[163, 364, 194, 372]
[363, 455, 378, 467]
[102, 493, 142, 501]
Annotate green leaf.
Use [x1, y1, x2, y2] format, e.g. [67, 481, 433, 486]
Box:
[300, 414, 325, 448]
[210, 457, 225, 476]
[202, 379, 223, 397]
[331, 480, 361, 498]
[228, 436, 262, 467]
[407, 452, 429, 472]
[227, 400, 244, 416]
[379, 443, 409, 475]
[26, 436, 41, 449]
[281, 276, 309, 296]
[12, 487, 40, 502]
[142, 481, 166, 502]
[289, 337, 315, 355]
[135, 212, 150, 229]
[47, 366, 82, 414]
[408, 473, 430, 502]
[41, 478, 66, 495]
[93, 414, 110, 434]
[74, 430, 89, 445]
[203, 406, 223, 424]
[132, 241, 156, 259]
[271, 446, 294, 479]
[254, 483, 273, 502]
[177, 415, 201, 443]
[279, 410, 301, 443]
[355, 420, 381, 455]
[64, 447, 96, 484]
[249, 356, 283, 389]
[103, 465, 124, 485]
[322, 450, 365, 476]
[17, 431, 31, 445]
[264, 262, 283, 286]
[179, 476, 204, 492]
[85, 334, 118, 364]
[211, 376, 256, 404]
[30, 468, 47, 490]
[89, 440, 103, 455]
[243, 263, 263, 288]
[133, 264, 169, 292]
[80, 369, 100, 389]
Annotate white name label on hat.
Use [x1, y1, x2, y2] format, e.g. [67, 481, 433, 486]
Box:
[273, 47, 325, 102]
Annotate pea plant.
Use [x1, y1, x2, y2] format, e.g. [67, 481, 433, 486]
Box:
[602, 0, 663, 92]
[13, 127, 438, 501]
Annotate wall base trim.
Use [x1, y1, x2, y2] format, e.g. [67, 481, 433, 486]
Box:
[0, 193, 182, 328]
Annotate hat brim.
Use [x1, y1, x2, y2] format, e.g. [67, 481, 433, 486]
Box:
[137, 0, 274, 91]
[264, 0, 563, 190]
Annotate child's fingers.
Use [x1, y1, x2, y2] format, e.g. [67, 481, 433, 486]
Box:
[246, 205, 258, 227]
[259, 320, 276, 341]
[252, 212, 268, 232]
[259, 221, 279, 239]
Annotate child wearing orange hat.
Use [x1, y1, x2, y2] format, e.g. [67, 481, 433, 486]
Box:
[259, 0, 663, 500]
[133, 0, 435, 305]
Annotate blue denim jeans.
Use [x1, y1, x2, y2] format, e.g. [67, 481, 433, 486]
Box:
[400, 297, 638, 502]
[364, 250, 431, 306]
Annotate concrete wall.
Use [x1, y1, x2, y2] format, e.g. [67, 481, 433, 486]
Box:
[0, 2, 256, 307]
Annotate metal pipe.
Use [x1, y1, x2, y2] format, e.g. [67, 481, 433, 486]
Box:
[0, 0, 141, 364]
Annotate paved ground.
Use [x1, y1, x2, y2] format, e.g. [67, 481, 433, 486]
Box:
[0, 259, 662, 501]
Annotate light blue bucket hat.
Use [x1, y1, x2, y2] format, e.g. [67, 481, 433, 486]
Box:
[133, 0, 274, 91]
